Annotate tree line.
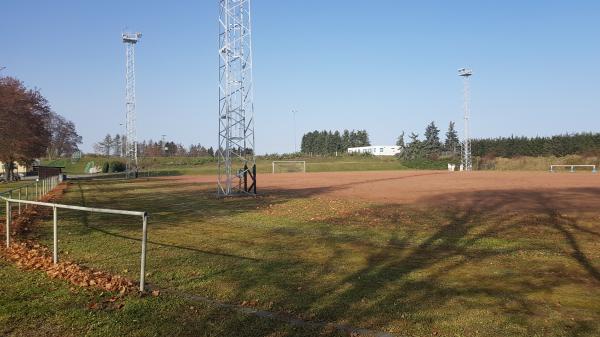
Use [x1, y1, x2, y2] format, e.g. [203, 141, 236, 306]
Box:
[471, 133, 600, 158]
[93, 134, 215, 157]
[0, 76, 82, 181]
[301, 130, 370, 155]
[399, 122, 600, 160]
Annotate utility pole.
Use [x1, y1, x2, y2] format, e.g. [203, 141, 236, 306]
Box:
[458, 68, 473, 171]
[122, 32, 142, 178]
[292, 109, 298, 153]
[217, 0, 257, 196]
[119, 123, 125, 157]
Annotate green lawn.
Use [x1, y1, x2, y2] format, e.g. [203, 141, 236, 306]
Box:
[0, 181, 32, 194]
[0, 259, 343, 337]
[3, 177, 600, 336]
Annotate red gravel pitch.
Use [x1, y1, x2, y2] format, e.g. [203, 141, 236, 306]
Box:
[167, 170, 600, 213]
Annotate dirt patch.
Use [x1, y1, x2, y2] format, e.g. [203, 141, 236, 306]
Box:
[164, 170, 600, 212]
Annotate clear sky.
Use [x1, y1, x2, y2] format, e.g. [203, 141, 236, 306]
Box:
[1, 1, 599, 154]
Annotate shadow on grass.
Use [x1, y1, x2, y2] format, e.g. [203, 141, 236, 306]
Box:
[217, 186, 600, 333]
[300, 187, 599, 331]
[47, 177, 600, 335]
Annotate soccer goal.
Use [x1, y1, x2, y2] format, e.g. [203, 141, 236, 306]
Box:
[272, 161, 306, 174]
[549, 164, 597, 173]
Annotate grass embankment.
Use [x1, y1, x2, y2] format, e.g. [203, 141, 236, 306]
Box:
[45, 154, 600, 176]
[44, 155, 408, 175]
[479, 155, 600, 171]
[3, 178, 599, 336]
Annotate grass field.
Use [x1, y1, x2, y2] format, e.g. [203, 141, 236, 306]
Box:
[0, 181, 33, 194]
[44, 155, 408, 175]
[2, 171, 600, 336]
[43, 154, 600, 176]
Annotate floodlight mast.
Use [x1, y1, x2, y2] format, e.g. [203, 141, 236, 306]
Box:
[217, 0, 257, 196]
[458, 68, 473, 171]
[122, 32, 142, 178]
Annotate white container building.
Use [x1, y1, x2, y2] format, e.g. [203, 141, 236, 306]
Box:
[347, 145, 402, 156]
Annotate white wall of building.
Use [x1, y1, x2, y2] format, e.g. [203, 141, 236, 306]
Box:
[0, 162, 29, 175]
[347, 145, 402, 156]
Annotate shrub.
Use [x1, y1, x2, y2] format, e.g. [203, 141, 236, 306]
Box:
[101, 162, 109, 173]
[108, 161, 126, 173]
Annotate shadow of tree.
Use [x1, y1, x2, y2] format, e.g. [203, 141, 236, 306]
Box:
[39, 176, 600, 335]
[273, 186, 600, 333]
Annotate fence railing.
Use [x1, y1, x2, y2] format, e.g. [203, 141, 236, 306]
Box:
[2, 196, 149, 292]
[1, 175, 149, 291]
[0, 176, 61, 216]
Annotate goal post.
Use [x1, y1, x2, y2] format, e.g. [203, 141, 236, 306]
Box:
[272, 161, 306, 174]
[550, 164, 597, 173]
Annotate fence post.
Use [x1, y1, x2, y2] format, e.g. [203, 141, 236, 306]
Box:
[5, 200, 10, 248]
[25, 186, 28, 209]
[35, 181, 38, 200]
[53, 206, 58, 264]
[139, 213, 148, 292]
[18, 189, 21, 215]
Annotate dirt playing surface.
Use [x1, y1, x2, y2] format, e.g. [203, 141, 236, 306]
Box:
[167, 170, 600, 212]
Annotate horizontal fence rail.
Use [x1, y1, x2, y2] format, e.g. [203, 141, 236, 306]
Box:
[549, 164, 597, 173]
[0, 176, 61, 217]
[1, 181, 149, 292]
[66, 169, 182, 181]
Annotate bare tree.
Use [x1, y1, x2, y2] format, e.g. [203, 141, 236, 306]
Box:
[93, 134, 113, 157]
[46, 112, 82, 159]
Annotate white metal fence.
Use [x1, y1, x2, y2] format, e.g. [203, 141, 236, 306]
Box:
[1, 176, 150, 291]
[0, 175, 61, 216]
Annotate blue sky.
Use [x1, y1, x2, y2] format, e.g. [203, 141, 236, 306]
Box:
[1, 1, 599, 154]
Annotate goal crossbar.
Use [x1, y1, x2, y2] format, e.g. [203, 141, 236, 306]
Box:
[550, 164, 597, 173]
[272, 161, 306, 174]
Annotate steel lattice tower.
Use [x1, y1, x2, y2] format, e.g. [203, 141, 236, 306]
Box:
[217, 0, 257, 196]
[459, 68, 473, 171]
[123, 32, 142, 177]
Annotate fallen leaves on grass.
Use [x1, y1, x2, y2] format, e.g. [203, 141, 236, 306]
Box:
[2, 241, 136, 294]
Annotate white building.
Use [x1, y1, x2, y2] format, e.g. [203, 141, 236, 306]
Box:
[0, 161, 29, 176]
[347, 145, 402, 156]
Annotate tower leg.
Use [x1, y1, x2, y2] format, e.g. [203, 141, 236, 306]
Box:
[252, 164, 257, 194]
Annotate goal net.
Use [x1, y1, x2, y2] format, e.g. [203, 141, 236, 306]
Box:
[272, 161, 306, 174]
[550, 164, 597, 173]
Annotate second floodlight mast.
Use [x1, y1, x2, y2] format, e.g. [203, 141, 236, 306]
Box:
[458, 68, 473, 171]
[217, 0, 257, 196]
[123, 32, 142, 178]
